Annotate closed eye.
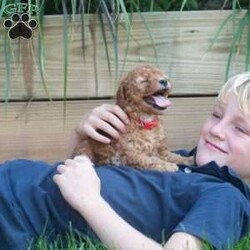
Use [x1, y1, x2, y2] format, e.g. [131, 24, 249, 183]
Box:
[235, 126, 250, 135]
[212, 112, 222, 119]
[140, 80, 148, 84]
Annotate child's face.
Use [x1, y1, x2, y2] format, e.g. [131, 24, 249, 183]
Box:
[196, 93, 250, 179]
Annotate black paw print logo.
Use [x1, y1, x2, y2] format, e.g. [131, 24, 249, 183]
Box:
[3, 13, 37, 40]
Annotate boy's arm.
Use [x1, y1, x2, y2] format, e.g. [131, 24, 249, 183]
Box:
[53, 156, 202, 250]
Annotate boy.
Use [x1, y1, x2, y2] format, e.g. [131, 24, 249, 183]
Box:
[55, 72, 250, 249]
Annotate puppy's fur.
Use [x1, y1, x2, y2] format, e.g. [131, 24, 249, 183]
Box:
[73, 65, 192, 171]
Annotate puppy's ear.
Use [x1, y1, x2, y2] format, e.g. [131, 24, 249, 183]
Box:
[116, 84, 127, 108]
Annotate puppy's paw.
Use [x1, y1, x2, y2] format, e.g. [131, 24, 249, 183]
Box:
[182, 156, 194, 166]
[151, 161, 178, 172]
[161, 162, 179, 172]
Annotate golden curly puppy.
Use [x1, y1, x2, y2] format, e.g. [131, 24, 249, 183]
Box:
[73, 65, 192, 171]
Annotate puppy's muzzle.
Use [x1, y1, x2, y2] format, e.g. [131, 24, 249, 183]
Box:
[159, 79, 168, 89]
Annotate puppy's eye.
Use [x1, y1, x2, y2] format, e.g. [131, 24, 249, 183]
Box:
[140, 80, 148, 84]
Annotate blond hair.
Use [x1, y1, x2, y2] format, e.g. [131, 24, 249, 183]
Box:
[218, 72, 250, 115]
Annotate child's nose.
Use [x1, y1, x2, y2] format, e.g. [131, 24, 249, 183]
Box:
[210, 121, 226, 140]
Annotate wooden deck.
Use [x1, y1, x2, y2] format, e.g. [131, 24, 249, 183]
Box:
[0, 97, 215, 162]
[0, 10, 247, 162]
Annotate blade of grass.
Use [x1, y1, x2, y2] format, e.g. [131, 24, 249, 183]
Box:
[180, 0, 189, 11]
[4, 32, 11, 110]
[118, 19, 132, 83]
[189, 0, 199, 9]
[36, 0, 52, 101]
[79, 0, 86, 62]
[89, 15, 99, 97]
[225, 10, 248, 80]
[118, 0, 133, 60]
[87, 0, 92, 14]
[180, 0, 199, 11]
[130, 0, 158, 64]
[206, 12, 235, 53]
[244, 10, 250, 71]
[99, 0, 119, 82]
[1, 0, 8, 109]
[150, 0, 155, 12]
[98, 11, 112, 76]
[232, 0, 237, 11]
[71, 0, 77, 16]
[121, 1, 135, 64]
[62, 0, 69, 118]
[222, 0, 244, 10]
[1, 1, 9, 109]
[116, 2, 135, 80]
[204, 7, 249, 79]
[0, 0, 7, 20]
[118, 0, 132, 34]
[22, 40, 34, 100]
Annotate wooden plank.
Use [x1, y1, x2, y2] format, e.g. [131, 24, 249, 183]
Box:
[0, 97, 215, 163]
[0, 10, 247, 100]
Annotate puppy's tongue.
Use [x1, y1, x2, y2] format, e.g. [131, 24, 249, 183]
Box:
[152, 95, 172, 108]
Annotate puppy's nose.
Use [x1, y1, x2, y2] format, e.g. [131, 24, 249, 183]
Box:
[159, 79, 168, 88]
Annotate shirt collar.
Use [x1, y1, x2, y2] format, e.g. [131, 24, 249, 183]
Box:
[176, 148, 250, 201]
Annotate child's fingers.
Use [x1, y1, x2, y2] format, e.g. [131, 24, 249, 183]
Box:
[84, 123, 111, 144]
[56, 164, 68, 173]
[73, 155, 94, 169]
[53, 170, 66, 185]
[73, 155, 90, 162]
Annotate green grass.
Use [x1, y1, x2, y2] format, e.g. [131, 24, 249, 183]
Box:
[30, 232, 250, 250]
[234, 233, 250, 250]
[30, 232, 109, 250]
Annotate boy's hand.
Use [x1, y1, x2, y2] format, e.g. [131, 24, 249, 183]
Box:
[76, 104, 129, 144]
[53, 155, 101, 212]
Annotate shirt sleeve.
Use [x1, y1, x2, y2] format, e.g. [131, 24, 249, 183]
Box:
[172, 184, 250, 249]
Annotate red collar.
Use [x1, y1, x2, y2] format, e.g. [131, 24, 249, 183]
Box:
[136, 117, 159, 130]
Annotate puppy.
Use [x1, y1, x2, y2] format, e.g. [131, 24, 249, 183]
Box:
[73, 65, 192, 171]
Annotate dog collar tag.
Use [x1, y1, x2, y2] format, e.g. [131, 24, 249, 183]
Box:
[136, 118, 159, 130]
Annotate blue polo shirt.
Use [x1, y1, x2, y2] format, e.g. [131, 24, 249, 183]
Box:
[0, 153, 249, 249]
